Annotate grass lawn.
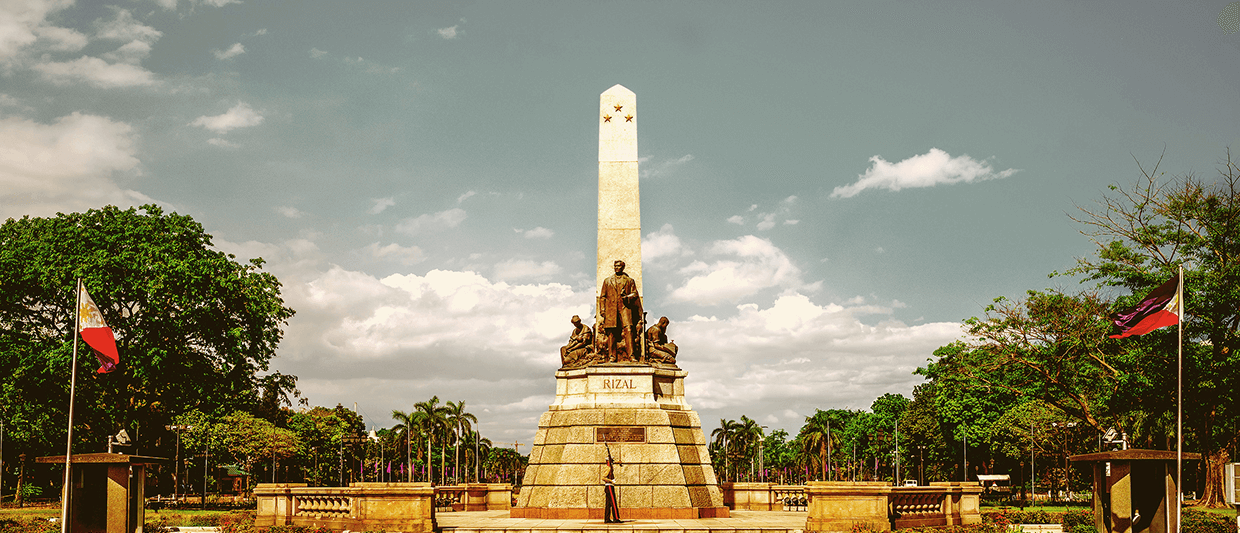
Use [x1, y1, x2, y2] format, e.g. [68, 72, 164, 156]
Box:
[0, 506, 232, 527]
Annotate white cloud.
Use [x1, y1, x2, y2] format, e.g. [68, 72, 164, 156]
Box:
[94, 9, 162, 44]
[0, 112, 154, 219]
[34, 56, 158, 88]
[309, 48, 328, 59]
[726, 215, 744, 225]
[641, 223, 686, 267]
[437, 25, 459, 39]
[493, 259, 562, 282]
[362, 242, 424, 265]
[676, 293, 963, 415]
[275, 206, 304, 218]
[457, 190, 476, 203]
[756, 213, 777, 231]
[667, 235, 807, 305]
[190, 102, 264, 133]
[33, 25, 87, 52]
[253, 28, 268, 36]
[199, 0, 242, 7]
[206, 137, 238, 148]
[641, 154, 695, 179]
[521, 227, 554, 239]
[369, 197, 395, 214]
[731, 195, 799, 231]
[213, 42, 245, 60]
[831, 148, 1018, 198]
[0, 0, 73, 61]
[395, 208, 467, 234]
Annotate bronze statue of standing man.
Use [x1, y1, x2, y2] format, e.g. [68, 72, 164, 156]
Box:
[598, 259, 643, 362]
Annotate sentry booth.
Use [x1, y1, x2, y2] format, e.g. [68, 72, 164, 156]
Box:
[37, 453, 166, 533]
[1070, 450, 1200, 533]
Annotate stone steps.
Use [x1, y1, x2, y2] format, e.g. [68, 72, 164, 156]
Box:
[437, 510, 806, 533]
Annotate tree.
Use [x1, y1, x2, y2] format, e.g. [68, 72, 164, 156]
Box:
[1070, 152, 1240, 507]
[444, 400, 477, 484]
[0, 205, 296, 464]
[391, 409, 416, 482]
[414, 396, 448, 484]
[710, 419, 740, 482]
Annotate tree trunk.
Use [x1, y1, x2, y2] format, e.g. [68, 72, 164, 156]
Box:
[1198, 447, 1231, 508]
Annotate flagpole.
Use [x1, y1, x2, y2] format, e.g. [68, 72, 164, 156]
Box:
[60, 279, 82, 533]
[1176, 264, 1183, 533]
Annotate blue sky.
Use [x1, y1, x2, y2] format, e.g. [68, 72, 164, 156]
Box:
[4, 0, 1239, 446]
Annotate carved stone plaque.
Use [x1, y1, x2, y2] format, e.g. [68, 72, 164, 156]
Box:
[595, 427, 646, 443]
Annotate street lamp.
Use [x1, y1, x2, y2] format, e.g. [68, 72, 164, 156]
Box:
[917, 445, 927, 486]
[165, 425, 194, 500]
[758, 425, 768, 482]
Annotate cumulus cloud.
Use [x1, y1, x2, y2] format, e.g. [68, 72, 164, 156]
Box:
[213, 42, 245, 60]
[94, 9, 162, 43]
[362, 242, 424, 265]
[33, 25, 87, 52]
[369, 197, 395, 214]
[831, 148, 1018, 198]
[437, 25, 459, 39]
[520, 227, 554, 239]
[0, 0, 74, 61]
[457, 190, 476, 203]
[395, 208, 467, 234]
[641, 223, 686, 267]
[667, 235, 808, 305]
[309, 48, 328, 59]
[641, 154, 695, 179]
[0, 112, 154, 219]
[275, 206, 304, 218]
[206, 137, 238, 148]
[676, 293, 963, 416]
[190, 102, 264, 133]
[34, 56, 158, 88]
[727, 215, 744, 225]
[729, 195, 798, 231]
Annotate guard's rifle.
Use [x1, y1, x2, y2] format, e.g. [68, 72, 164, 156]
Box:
[638, 310, 648, 364]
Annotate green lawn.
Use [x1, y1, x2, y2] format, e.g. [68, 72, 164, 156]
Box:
[0, 507, 231, 526]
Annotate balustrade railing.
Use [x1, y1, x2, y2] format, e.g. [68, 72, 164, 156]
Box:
[294, 495, 352, 517]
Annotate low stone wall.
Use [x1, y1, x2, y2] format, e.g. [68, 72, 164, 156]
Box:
[722, 483, 807, 511]
[437, 484, 513, 511]
[255, 482, 438, 533]
[802, 481, 982, 533]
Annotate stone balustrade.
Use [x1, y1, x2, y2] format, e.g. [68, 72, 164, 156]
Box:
[722, 481, 981, 532]
[722, 483, 807, 511]
[255, 482, 511, 532]
[803, 481, 982, 533]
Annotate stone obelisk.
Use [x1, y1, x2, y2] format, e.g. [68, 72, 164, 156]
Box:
[597, 84, 642, 297]
[511, 85, 727, 521]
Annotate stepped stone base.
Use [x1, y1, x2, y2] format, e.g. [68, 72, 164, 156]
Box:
[513, 365, 728, 519]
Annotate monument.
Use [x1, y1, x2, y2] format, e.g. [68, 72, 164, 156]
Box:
[511, 85, 728, 519]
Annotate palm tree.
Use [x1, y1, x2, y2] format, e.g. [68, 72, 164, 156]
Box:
[801, 412, 835, 481]
[445, 400, 478, 484]
[738, 416, 764, 481]
[391, 409, 417, 482]
[711, 418, 740, 482]
[414, 396, 449, 484]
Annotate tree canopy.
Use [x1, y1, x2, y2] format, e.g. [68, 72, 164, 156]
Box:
[0, 204, 296, 461]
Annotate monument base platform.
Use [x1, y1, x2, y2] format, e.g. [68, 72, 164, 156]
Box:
[442, 510, 804, 533]
[513, 365, 727, 519]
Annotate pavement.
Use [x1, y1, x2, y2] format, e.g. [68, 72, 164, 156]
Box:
[436, 510, 807, 533]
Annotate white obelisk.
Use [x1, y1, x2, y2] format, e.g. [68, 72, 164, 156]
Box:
[597, 84, 641, 297]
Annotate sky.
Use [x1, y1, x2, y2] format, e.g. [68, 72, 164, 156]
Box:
[4, 0, 1240, 449]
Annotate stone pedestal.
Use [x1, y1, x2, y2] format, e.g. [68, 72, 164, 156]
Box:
[37, 453, 166, 533]
[512, 364, 728, 519]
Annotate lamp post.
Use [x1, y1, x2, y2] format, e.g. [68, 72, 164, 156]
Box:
[165, 425, 193, 500]
[917, 445, 927, 486]
[759, 425, 768, 482]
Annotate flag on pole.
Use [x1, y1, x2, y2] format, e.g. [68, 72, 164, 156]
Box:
[78, 285, 119, 373]
[1109, 274, 1182, 338]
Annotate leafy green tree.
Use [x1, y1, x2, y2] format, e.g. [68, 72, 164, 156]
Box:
[1070, 153, 1240, 506]
[0, 205, 296, 462]
[710, 418, 741, 482]
[287, 404, 364, 486]
[414, 396, 448, 484]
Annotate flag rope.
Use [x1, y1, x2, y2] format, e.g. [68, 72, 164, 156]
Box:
[60, 279, 81, 533]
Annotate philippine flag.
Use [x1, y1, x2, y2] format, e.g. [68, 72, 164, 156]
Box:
[1109, 275, 1181, 339]
[78, 284, 120, 373]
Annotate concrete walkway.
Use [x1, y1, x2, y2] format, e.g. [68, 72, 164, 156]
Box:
[436, 510, 807, 533]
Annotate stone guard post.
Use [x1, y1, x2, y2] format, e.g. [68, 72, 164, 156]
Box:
[805, 481, 982, 533]
[255, 482, 436, 533]
[36, 453, 166, 533]
[1070, 450, 1201, 533]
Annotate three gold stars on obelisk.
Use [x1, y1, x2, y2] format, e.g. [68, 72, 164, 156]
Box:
[603, 104, 633, 123]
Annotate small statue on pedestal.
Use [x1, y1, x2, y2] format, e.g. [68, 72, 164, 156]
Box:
[559, 315, 594, 368]
[645, 316, 678, 367]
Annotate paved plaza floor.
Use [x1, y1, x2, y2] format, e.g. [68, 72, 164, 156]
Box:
[436, 510, 807, 533]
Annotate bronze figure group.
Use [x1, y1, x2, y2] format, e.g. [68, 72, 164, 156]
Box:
[558, 259, 679, 369]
